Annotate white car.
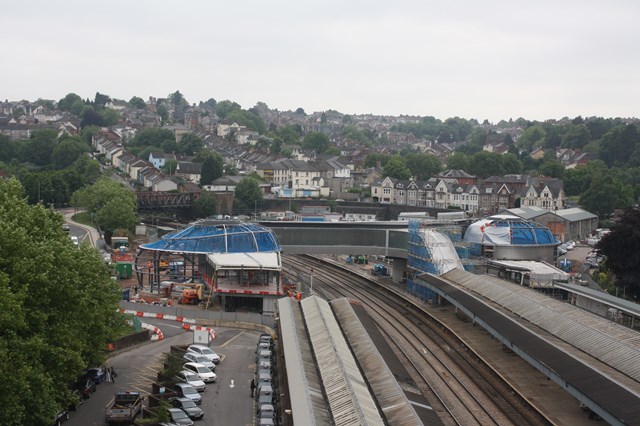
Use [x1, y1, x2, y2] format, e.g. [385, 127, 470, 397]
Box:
[175, 370, 206, 392]
[186, 344, 220, 364]
[183, 352, 215, 370]
[70, 236, 79, 247]
[183, 362, 217, 383]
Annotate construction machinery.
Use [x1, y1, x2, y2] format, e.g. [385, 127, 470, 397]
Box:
[163, 282, 205, 305]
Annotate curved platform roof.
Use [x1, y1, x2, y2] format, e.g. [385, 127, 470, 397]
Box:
[140, 220, 281, 254]
[464, 216, 559, 246]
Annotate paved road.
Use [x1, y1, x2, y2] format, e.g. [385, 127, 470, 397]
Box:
[65, 323, 259, 426]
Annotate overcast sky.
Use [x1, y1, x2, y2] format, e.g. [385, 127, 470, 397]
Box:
[3, 0, 639, 122]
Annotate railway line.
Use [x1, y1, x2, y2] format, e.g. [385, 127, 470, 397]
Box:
[283, 254, 551, 426]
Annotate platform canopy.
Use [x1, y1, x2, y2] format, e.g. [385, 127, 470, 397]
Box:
[140, 221, 281, 254]
[207, 252, 281, 271]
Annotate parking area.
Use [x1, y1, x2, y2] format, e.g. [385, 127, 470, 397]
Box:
[64, 326, 260, 425]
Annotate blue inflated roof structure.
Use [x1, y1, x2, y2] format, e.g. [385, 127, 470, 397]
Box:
[140, 221, 281, 254]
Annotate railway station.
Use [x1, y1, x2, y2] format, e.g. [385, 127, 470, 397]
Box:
[135, 220, 285, 315]
[131, 217, 639, 425]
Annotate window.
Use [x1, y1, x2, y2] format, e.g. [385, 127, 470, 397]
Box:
[383, 188, 391, 195]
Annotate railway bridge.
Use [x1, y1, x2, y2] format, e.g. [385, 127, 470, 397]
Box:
[136, 191, 198, 209]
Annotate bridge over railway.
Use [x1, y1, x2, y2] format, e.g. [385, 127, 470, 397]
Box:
[136, 191, 198, 209]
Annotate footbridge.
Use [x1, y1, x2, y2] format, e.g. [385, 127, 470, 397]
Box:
[261, 221, 409, 258]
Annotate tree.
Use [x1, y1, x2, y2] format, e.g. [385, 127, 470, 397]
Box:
[51, 137, 89, 169]
[200, 98, 217, 111]
[70, 177, 137, 236]
[579, 171, 633, 217]
[538, 160, 565, 179]
[132, 128, 175, 148]
[192, 191, 218, 218]
[445, 152, 470, 172]
[215, 100, 242, 119]
[162, 159, 178, 175]
[24, 129, 58, 166]
[178, 133, 204, 156]
[517, 125, 546, 151]
[469, 151, 504, 178]
[93, 92, 110, 109]
[596, 209, 640, 299]
[599, 124, 640, 167]
[234, 178, 263, 214]
[168, 90, 187, 108]
[295, 107, 306, 115]
[561, 124, 591, 149]
[382, 156, 411, 180]
[302, 132, 330, 154]
[58, 93, 82, 111]
[200, 152, 223, 185]
[129, 96, 146, 109]
[364, 153, 390, 168]
[0, 178, 122, 425]
[501, 153, 523, 174]
[405, 153, 442, 180]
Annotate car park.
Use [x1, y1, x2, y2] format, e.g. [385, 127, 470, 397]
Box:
[183, 352, 215, 370]
[183, 362, 217, 383]
[175, 371, 206, 392]
[186, 344, 220, 364]
[173, 383, 202, 405]
[166, 408, 194, 426]
[171, 397, 204, 420]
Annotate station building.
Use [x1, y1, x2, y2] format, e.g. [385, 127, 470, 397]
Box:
[136, 220, 284, 316]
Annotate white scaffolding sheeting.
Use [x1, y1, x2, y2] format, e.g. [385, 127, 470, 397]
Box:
[423, 229, 464, 275]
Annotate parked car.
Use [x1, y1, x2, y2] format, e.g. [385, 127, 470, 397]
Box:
[52, 409, 69, 426]
[183, 352, 215, 370]
[173, 383, 201, 405]
[166, 408, 194, 426]
[183, 362, 217, 383]
[85, 366, 107, 384]
[73, 377, 96, 399]
[175, 371, 206, 392]
[171, 397, 204, 420]
[70, 236, 79, 247]
[186, 344, 220, 364]
[62, 224, 70, 232]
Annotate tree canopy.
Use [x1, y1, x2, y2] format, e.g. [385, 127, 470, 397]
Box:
[233, 178, 263, 214]
[596, 209, 640, 299]
[70, 177, 138, 236]
[0, 178, 122, 425]
[199, 152, 224, 185]
[302, 132, 330, 154]
[383, 156, 411, 180]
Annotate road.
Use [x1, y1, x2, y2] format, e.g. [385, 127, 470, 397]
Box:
[65, 320, 259, 426]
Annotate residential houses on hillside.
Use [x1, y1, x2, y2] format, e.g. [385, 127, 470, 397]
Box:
[371, 172, 566, 216]
[255, 157, 352, 198]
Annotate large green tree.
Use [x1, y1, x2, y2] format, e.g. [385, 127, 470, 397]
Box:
[596, 209, 640, 298]
[469, 151, 505, 178]
[178, 133, 204, 156]
[51, 137, 89, 170]
[199, 152, 224, 185]
[0, 178, 122, 425]
[132, 128, 175, 148]
[302, 132, 330, 154]
[405, 153, 442, 181]
[234, 178, 263, 214]
[191, 191, 218, 218]
[382, 156, 411, 180]
[71, 178, 137, 236]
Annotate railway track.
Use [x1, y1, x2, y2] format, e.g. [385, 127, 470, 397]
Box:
[284, 254, 550, 426]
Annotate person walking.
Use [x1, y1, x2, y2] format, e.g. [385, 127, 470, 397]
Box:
[250, 378, 256, 397]
[110, 367, 117, 384]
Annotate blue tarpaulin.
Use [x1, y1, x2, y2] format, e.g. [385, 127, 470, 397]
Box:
[140, 222, 281, 254]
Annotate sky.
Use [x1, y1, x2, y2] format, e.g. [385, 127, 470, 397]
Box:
[2, 0, 640, 122]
